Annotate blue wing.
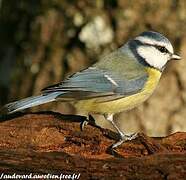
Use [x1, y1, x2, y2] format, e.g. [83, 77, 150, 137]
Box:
[42, 66, 148, 102]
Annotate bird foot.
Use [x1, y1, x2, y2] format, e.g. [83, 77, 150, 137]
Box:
[111, 132, 138, 149]
[80, 114, 96, 131]
[80, 120, 88, 131]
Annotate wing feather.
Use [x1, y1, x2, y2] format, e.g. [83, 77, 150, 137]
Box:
[42, 50, 148, 102]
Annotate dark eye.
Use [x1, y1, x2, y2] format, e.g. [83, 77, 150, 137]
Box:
[157, 46, 168, 53]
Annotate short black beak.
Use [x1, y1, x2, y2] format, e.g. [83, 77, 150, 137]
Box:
[171, 54, 181, 60]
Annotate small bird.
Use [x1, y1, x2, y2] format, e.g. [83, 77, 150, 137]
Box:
[2, 31, 181, 149]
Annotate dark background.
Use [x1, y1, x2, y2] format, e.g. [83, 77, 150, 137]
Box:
[0, 0, 186, 136]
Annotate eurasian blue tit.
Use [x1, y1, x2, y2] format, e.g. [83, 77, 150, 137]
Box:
[2, 31, 181, 148]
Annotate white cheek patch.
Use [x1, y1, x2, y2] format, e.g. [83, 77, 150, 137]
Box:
[137, 46, 169, 69]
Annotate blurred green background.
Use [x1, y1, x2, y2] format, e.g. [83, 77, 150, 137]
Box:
[0, 0, 186, 136]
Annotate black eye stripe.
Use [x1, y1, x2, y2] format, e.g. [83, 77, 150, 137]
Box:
[135, 40, 170, 54]
[142, 42, 169, 53]
[155, 45, 169, 53]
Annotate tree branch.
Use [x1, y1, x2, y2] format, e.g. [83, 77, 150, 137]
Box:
[0, 112, 185, 179]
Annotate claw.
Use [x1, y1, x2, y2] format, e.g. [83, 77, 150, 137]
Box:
[80, 114, 96, 131]
[124, 133, 138, 141]
[80, 120, 88, 131]
[111, 133, 138, 149]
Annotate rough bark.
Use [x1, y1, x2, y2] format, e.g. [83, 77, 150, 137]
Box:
[0, 0, 186, 137]
[0, 112, 185, 179]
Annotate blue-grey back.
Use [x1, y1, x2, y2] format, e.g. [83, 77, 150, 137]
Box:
[42, 49, 148, 101]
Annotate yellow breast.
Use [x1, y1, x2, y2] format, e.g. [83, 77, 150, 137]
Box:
[75, 67, 161, 114]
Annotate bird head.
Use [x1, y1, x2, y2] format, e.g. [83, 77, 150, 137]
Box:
[127, 31, 181, 71]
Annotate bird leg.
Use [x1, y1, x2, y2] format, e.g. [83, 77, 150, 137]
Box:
[104, 113, 138, 149]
